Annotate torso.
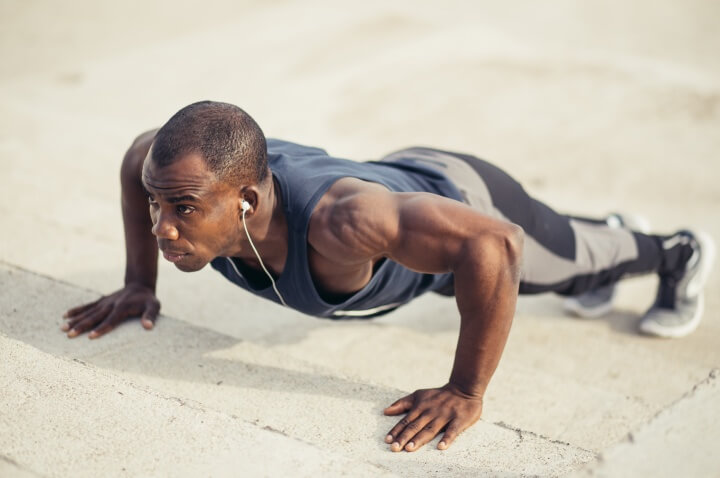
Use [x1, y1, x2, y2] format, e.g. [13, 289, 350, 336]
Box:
[307, 177, 388, 303]
[210, 138, 462, 317]
[234, 177, 383, 304]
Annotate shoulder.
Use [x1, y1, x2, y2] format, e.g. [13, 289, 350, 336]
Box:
[121, 129, 158, 184]
[308, 177, 402, 265]
[266, 138, 330, 158]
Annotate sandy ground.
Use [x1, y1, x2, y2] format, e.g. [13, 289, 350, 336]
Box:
[1, 1, 719, 476]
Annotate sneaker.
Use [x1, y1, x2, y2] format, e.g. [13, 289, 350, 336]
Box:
[563, 213, 652, 318]
[639, 230, 716, 338]
[563, 284, 617, 318]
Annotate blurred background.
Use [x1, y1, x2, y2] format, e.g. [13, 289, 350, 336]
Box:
[2, 0, 719, 270]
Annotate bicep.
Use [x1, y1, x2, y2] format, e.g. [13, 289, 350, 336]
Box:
[321, 187, 517, 273]
[390, 194, 517, 274]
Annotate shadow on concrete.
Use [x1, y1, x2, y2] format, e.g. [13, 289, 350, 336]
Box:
[0, 263, 616, 475]
[515, 293, 645, 337]
[60, 264, 333, 347]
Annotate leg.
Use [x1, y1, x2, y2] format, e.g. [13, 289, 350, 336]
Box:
[386, 147, 694, 296]
[563, 212, 651, 317]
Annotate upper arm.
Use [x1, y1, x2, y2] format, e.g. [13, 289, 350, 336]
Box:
[312, 179, 523, 274]
[120, 129, 158, 224]
[121, 129, 158, 187]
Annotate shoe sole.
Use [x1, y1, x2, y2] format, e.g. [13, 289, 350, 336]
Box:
[563, 297, 614, 319]
[685, 230, 716, 299]
[639, 293, 705, 338]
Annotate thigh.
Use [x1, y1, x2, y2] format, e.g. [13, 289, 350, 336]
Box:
[381, 147, 500, 216]
[384, 147, 577, 259]
[383, 147, 650, 296]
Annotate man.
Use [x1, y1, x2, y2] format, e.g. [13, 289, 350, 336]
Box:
[62, 101, 715, 452]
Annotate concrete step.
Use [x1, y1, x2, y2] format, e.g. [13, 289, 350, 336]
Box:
[0, 263, 595, 477]
[0, 334, 397, 478]
[575, 370, 720, 477]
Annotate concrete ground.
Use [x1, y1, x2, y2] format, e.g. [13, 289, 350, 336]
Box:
[1, 1, 719, 476]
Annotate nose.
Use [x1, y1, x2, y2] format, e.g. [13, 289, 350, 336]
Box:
[151, 210, 179, 241]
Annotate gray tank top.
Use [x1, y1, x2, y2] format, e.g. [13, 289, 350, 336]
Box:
[210, 138, 463, 319]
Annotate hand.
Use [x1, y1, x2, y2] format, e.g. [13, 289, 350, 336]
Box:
[383, 383, 483, 452]
[61, 283, 160, 339]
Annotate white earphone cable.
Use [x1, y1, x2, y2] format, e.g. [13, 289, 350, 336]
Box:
[242, 207, 288, 307]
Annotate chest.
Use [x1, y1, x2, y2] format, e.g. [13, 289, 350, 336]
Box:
[307, 246, 379, 303]
[235, 242, 376, 304]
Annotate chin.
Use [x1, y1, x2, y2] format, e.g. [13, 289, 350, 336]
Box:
[175, 259, 207, 273]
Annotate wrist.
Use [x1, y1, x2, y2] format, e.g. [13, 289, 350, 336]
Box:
[123, 278, 156, 292]
[444, 381, 485, 401]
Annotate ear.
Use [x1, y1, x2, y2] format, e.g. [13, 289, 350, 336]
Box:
[239, 187, 260, 215]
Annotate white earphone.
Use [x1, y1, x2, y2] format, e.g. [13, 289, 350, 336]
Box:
[238, 198, 287, 307]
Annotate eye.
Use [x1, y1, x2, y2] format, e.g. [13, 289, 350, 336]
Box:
[148, 196, 158, 207]
[177, 205, 195, 215]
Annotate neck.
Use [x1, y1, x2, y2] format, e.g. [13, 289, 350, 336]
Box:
[231, 176, 287, 266]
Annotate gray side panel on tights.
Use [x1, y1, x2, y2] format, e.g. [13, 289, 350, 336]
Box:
[521, 222, 637, 285]
[398, 149, 640, 286]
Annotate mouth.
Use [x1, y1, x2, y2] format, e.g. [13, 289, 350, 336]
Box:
[161, 250, 188, 263]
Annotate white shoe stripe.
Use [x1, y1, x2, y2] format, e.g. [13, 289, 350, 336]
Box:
[662, 235, 689, 250]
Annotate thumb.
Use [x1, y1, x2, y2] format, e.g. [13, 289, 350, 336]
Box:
[384, 394, 414, 415]
[141, 301, 160, 330]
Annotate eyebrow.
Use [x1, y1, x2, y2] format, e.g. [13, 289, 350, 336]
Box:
[142, 186, 201, 203]
[166, 195, 199, 204]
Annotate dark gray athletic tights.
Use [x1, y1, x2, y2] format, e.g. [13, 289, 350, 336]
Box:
[381, 147, 693, 296]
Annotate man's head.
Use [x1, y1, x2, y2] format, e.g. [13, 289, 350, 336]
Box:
[142, 101, 272, 272]
[151, 100, 268, 186]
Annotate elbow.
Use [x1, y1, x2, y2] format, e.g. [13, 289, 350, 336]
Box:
[500, 223, 524, 283]
[474, 224, 523, 280]
[460, 223, 524, 276]
[503, 223, 524, 266]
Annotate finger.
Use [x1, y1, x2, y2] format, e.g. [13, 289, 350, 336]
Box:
[88, 308, 124, 339]
[386, 406, 424, 448]
[391, 412, 434, 452]
[63, 298, 102, 318]
[383, 394, 414, 416]
[64, 303, 106, 331]
[140, 300, 160, 330]
[438, 418, 465, 450]
[404, 419, 446, 452]
[67, 304, 111, 338]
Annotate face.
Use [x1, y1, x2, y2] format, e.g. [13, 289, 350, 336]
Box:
[142, 152, 243, 272]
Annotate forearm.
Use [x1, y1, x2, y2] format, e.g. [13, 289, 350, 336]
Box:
[448, 228, 523, 397]
[122, 189, 158, 290]
[120, 132, 158, 291]
[339, 189, 525, 451]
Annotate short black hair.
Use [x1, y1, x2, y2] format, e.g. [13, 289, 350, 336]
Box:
[151, 101, 268, 185]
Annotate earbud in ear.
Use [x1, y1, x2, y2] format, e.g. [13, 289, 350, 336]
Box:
[241, 200, 251, 212]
